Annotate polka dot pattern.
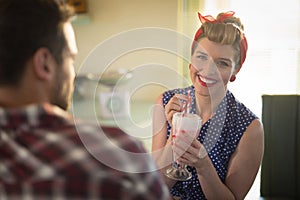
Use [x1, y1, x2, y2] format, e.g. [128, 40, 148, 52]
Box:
[162, 86, 257, 200]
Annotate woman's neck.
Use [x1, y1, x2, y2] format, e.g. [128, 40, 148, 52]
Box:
[195, 90, 226, 123]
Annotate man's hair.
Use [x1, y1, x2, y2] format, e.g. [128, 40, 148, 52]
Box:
[0, 0, 75, 85]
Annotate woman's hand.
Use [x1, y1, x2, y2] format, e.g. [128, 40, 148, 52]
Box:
[174, 135, 208, 171]
[164, 94, 188, 125]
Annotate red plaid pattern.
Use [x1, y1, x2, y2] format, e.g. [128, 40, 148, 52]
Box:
[0, 104, 171, 200]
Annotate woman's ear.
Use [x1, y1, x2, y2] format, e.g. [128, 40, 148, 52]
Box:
[230, 67, 240, 82]
[32, 47, 55, 80]
[230, 74, 236, 82]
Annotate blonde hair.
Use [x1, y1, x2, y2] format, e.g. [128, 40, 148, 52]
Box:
[192, 13, 245, 69]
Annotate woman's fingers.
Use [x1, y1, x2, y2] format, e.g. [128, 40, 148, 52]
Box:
[173, 137, 196, 161]
[174, 93, 188, 102]
[165, 94, 188, 124]
[174, 139, 208, 166]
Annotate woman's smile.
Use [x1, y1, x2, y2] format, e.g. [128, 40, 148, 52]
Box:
[197, 74, 217, 87]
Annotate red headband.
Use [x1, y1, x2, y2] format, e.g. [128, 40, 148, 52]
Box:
[193, 11, 248, 69]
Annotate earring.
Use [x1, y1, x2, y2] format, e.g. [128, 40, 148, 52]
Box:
[230, 75, 236, 82]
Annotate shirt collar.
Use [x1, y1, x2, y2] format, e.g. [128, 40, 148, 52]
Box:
[0, 103, 73, 129]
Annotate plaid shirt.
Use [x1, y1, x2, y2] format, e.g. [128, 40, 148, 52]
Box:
[0, 104, 171, 200]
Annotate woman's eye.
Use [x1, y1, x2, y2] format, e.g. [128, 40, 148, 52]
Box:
[216, 61, 229, 67]
[197, 55, 207, 60]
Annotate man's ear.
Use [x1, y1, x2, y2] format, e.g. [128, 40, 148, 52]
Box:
[32, 47, 55, 80]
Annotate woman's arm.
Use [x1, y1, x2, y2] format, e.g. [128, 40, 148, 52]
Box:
[151, 93, 176, 188]
[151, 93, 187, 188]
[178, 119, 264, 200]
[224, 119, 264, 199]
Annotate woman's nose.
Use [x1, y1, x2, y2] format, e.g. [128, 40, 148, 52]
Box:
[198, 59, 218, 75]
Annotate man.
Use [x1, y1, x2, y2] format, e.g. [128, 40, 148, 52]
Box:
[0, 0, 170, 199]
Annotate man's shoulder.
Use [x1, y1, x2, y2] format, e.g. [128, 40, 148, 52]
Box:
[69, 122, 144, 149]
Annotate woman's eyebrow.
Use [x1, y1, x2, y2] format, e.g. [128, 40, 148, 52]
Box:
[217, 57, 232, 63]
[195, 50, 208, 55]
[195, 50, 233, 63]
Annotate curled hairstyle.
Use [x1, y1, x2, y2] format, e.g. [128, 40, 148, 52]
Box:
[192, 12, 246, 69]
[0, 0, 75, 85]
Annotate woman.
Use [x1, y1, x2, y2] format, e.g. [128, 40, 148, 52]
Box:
[152, 11, 264, 200]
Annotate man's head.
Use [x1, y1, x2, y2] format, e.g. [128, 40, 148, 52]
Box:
[0, 0, 77, 110]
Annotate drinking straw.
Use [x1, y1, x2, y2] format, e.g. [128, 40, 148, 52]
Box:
[186, 90, 191, 114]
[181, 101, 187, 117]
[181, 90, 191, 117]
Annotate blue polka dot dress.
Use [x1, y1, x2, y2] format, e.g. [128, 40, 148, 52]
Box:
[162, 85, 258, 200]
